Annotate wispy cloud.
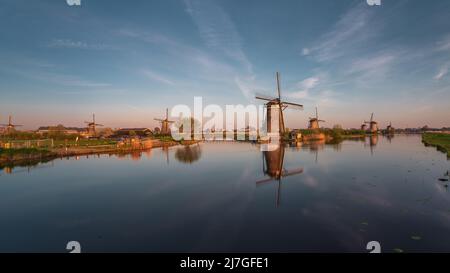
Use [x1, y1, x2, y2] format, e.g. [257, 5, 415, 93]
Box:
[47, 39, 115, 50]
[434, 64, 448, 80]
[287, 77, 320, 99]
[299, 77, 320, 89]
[183, 0, 253, 73]
[10, 68, 111, 88]
[118, 28, 237, 84]
[307, 3, 380, 62]
[38, 72, 111, 87]
[142, 69, 175, 85]
[347, 53, 396, 82]
[437, 35, 450, 52]
[302, 48, 310, 56]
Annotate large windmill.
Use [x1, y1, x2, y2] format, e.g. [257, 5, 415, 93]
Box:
[0, 115, 23, 134]
[364, 113, 378, 134]
[256, 145, 304, 207]
[308, 107, 325, 129]
[256, 72, 303, 139]
[154, 108, 175, 135]
[84, 114, 103, 137]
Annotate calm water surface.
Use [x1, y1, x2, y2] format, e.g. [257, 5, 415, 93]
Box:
[1, 135, 449, 252]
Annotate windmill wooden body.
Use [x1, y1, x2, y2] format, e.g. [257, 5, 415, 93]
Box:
[84, 114, 103, 137]
[256, 145, 303, 207]
[255, 72, 303, 140]
[154, 108, 175, 135]
[308, 107, 325, 129]
[364, 113, 378, 134]
[0, 115, 23, 134]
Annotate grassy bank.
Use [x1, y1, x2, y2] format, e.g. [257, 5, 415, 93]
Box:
[0, 137, 199, 169]
[422, 133, 450, 157]
[0, 148, 57, 169]
[297, 128, 365, 140]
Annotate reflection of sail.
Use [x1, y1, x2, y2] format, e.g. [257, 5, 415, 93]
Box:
[175, 144, 202, 164]
[256, 145, 303, 207]
[162, 145, 169, 164]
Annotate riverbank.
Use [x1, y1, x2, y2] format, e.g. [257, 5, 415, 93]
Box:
[0, 139, 200, 168]
[422, 133, 450, 157]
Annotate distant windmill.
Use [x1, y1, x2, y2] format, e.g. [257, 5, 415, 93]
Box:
[256, 145, 303, 207]
[386, 121, 395, 134]
[364, 113, 378, 134]
[256, 72, 303, 139]
[308, 107, 325, 129]
[0, 115, 23, 133]
[154, 108, 175, 135]
[361, 122, 367, 131]
[84, 114, 103, 137]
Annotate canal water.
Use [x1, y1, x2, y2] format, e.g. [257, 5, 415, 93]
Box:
[0, 135, 449, 252]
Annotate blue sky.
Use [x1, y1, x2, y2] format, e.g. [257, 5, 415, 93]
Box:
[0, 0, 449, 129]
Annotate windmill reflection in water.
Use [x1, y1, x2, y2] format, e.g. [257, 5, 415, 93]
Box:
[256, 144, 304, 207]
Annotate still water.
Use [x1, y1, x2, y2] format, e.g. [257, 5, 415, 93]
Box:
[0, 135, 449, 253]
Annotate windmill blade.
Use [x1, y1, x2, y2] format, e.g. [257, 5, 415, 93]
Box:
[167, 120, 176, 123]
[262, 152, 266, 173]
[154, 118, 165, 122]
[281, 101, 303, 109]
[255, 93, 278, 102]
[256, 177, 275, 185]
[95, 123, 104, 126]
[282, 168, 304, 177]
[276, 72, 281, 100]
[318, 120, 326, 122]
[279, 103, 286, 134]
[316, 107, 318, 119]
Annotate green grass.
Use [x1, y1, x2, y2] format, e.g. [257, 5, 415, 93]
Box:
[0, 147, 52, 156]
[52, 139, 117, 147]
[422, 133, 450, 157]
[152, 135, 176, 142]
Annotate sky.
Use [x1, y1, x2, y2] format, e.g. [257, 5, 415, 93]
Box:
[0, 0, 449, 130]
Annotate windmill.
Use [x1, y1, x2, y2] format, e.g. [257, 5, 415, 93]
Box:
[154, 108, 175, 135]
[256, 145, 303, 207]
[84, 114, 103, 137]
[255, 72, 303, 139]
[386, 121, 395, 134]
[308, 107, 325, 129]
[364, 113, 378, 134]
[0, 115, 23, 133]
